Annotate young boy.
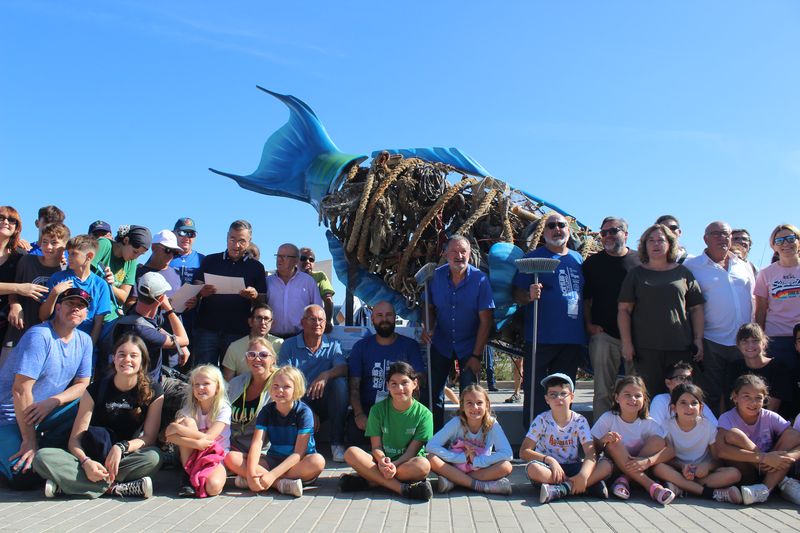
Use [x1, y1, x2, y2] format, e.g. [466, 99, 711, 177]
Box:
[27, 205, 66, 256]
[40, 235, 112, 344]
[521, 373, 613, 503]
[3, 223, 71, 353]
[649, 362, 718, 425]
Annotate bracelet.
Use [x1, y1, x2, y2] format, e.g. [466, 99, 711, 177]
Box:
[79, 456, 91, 467]
[164, 309, 175, 316]
[470, 354, 483, 362]
[115, 441, 130, 454]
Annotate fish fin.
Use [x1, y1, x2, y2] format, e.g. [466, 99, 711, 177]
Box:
[488, 242, 525, 328]
[372, 147, 491, 177]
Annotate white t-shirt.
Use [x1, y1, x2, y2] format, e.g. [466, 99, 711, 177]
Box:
[590, 411, 666, 456]
[179, 403, 232, 451]
[526, 410, 592, 464]
[649, 393, 718, 426]
[663, 416, 717, 463]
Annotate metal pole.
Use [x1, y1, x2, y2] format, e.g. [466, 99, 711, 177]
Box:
[423, 281, 433, 410]
[529, 272, 540, 425]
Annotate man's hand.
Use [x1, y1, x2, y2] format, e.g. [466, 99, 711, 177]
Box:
[23, 397, 59, 426]
[9, 439, 37, 473]
[465, 356, 481, 376]
[528, 283, 543, 301]
[199, 285, 217, 298]
[184, 296, 198, 310]
[179, 347, 191, 366]
[239, 286, 258, 300]
[587, 324, 604, 336]
[308, 376, 327, 400]
[354, 412, 367, 431]
[420, 328, 433, 344]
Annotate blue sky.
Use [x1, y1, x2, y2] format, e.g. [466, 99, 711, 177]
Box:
[3, 1, 799, 302]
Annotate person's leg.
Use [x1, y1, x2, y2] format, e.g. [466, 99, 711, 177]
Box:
[590, 332, 622, 417]
[395, 456, 430, 482]
[484, 346, 496, 390]
[191, 328, 222, 367]
[31, 447, 108, 498]
[512, 357, 522, 395]
[322, 376, 349, 447]
[699, 466, 742, 489]
[550, 344, 582, 391]
[457, 357, 479, 391]
[0, 423, 23, 481]
[604, 439, 661, 491]
[633, 347, 669, 398]
[115, 447, 163, 482]
[429, 454, 475, 488]
[342, 446, 403, 494]
[282, 453, 326, 482]
[429, 348, 453, 432]
[526, 460, 554, 484]
[533, 345, 561, 419]
[204, 464, 227, 496]
[652, 462, 704, 495]
[469, 460, 513, 481]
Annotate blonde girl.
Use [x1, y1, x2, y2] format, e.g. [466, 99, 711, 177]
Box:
[715, 374, 800, 505]
[591, 376, 676, 504]
[652, 383, 742, 503]
[166, 365, 231, 498]
[244, 365, 325, 497]
[427, 384, 513, 494]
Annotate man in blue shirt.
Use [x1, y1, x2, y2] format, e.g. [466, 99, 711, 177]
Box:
[422, 235, 495, 431]
[170, 217, 205, 345]
[0, 288, 92, 488]
[278, 304, 347, 462]
[514, 213, 586, 427]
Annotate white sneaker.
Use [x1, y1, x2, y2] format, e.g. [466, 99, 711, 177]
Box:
[779, 477, 800, 505]
[741, 483, 770, 505]
[437, 475, 454, 493]
[44, 479, 61, 498]
[665, 481, 684, 498]
[234, 475, 249, 489]
[276, 478, 303, 497]
[331, 444, 346, 463]
[713, 486, 743, 505]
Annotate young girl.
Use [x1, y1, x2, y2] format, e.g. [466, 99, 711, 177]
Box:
[716, 374, 800, 505]
[166, 364, 231, 498]
[244, 365, 325, 497]
[427, 384, 513, 494]
[590, 376, 676, 505]
[651, 383, 742, 503]
[340, 361, 434, 501]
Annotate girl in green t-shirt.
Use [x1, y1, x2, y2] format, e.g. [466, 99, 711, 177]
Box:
[339, 361, 434, 501]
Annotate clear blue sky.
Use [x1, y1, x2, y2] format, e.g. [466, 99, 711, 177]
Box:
[3, 1, 799, 303]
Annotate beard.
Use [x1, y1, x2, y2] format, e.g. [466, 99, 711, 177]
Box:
[375, 321, 396, 338]
[545, 234, 568, 248]
[604, 239, 625, 255]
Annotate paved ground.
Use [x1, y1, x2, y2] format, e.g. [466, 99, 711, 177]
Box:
[1, 383, 799, 532]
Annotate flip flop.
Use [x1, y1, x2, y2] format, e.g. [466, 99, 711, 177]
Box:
[649, 483, 676, 505]
[611, 476, 630, 500]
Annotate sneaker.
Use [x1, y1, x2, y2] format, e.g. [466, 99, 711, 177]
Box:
[402, 480, 433, 501]
[44, 479, 61, 498]
[488, 385, 500, 392]
[779, 477, 800, 505]
[178, 472, 196, 498]
[437, 475, 455, 493]
[276, 478, 303, 497]
[504, 393, 521, 404]
[234, 475, 249, 489]
[586, 480, 608, 499]
[331, 444, 346, 463]
[713, 486, 743, 505]
[110, 477, 153, 499]
[666, 481, 684, 499]
[539, 483, 568, 504]
[482, 477, 512, 495]
[741, 483, 770, 505]
[339, 474, 369, 492]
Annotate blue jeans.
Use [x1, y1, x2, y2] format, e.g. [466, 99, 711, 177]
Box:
[192, 328, 242, 367]
[484, 345, 496, 388]
[430, 347, 478, 432]
[304, 376, 348, 445]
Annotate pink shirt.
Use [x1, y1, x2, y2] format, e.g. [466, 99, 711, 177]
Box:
[267, 270, 323, 336]
[754, 263, 800, 336]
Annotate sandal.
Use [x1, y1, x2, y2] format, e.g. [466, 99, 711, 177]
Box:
[504, 393, 521, 404]
[611, 476, 630, 500]
[649, 483, 676, 505]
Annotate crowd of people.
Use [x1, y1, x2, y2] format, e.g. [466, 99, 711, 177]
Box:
[0, 203, 800, 508]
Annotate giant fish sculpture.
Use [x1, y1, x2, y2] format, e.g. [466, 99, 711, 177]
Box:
[210, 87, 598, 348]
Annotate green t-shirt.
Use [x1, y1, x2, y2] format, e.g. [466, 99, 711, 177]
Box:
[310, 271, 335, 297]
[93, 237, 138, 321]
[365, 398, 433, 461]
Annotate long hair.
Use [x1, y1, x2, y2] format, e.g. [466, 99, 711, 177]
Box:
[184, 365, 229, 421]
[669, 383, 705, 411]
[0, 206, 22, 252]
[111, 334, 154, 416]
[457, 384, 495, 441]
[610, 375, 650, 419]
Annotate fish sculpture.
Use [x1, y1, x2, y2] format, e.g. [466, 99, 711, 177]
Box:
[210, 87, 598, 348]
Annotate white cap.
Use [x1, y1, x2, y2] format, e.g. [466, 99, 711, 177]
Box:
[152, 230, 181, 251]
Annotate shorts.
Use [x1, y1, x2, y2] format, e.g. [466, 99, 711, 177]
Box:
[528, 460, 583, 481]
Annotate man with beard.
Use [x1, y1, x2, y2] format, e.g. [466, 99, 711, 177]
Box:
[422, 235, 495, 431]
[514, 213, 586, 426]
[582, 216, 641, 417]
[347, 301, 425, 444]
[685, 221, 755, 415]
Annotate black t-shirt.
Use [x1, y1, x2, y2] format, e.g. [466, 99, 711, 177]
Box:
[231, 392, 261, 428]
[725, 358, 794, 419]
[196, 252, 267, 335]
[87, 378, 164, 440]
[582, 249, 641, 338]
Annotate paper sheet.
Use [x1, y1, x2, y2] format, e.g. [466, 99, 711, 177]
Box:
[170, 283, 204, 313]
[203, 273, 247, 295]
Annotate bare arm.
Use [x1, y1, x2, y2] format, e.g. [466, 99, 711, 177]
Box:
[392, 439, 424, 467]
[617, 302, 635, 361]
[689, 304, 705, 359]
[754, 295, 768, 330]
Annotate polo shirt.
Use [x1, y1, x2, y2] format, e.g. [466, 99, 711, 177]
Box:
[278, 334, 344, 384]
[267, 270, 322, 337]
[170, 250, 205, 285]
[195, 252, 267, 336]
[426, 264, 495, 360]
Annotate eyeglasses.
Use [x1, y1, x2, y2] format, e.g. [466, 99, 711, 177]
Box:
[668, 374, 692, 382]
[600, 227, 623, 237]
[707, 231, 731, 239]
[304, 316, 326, 323]
[774, 234, 798, 246]
[300, 255, 315, 263]
[175, 229, 196, 238]
[275, 254, 298, 260]
[252, 316, 273, 323]
[546, 391, 572, 400]
[546, 221, 567, 230]
[0, 215, 18, 226]
[667, 224, 680, 232]
[245, 350, 272, 360]
[731, 235, 751, 243]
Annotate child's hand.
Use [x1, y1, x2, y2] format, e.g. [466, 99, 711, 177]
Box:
[103, 266, 114, 285]
[259, 470, 276, 489]
[694, 463, 709, 479]
[569, 472, 589, 494]
[624, 455, 651, 473]
[464, 445, 476, 463]
[761, 451, 794, 472]
[544, 456, 565, 483]
[53, 280, 73, 296]
[379, 457, 396, 479]
[16, 283, 49, 300]
[601, 432, 621, 445]
[247, 474, 266, 492]
[8, 303, 23, 330]
[681, 464, 696, 480]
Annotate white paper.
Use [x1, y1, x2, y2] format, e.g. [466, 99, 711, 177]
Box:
[170, 283, 204, 313]
[203, 273, 247, 295]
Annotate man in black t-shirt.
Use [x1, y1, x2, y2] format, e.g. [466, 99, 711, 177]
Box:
[582, 216, 641, 417]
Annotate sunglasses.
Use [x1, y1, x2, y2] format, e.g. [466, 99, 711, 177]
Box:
[668, 374, 692, 382]
[175, 230, 196, 238]
[300, 255, 315, 263]
[774, 234, 798, 246]
[667, 224, 680, 232]
[275, 254, 298, 260]
[600, 227, 623, 237]
[245, 350, 272, 360]
[546, 221, 567, 230]
[0, 215, 19, 226]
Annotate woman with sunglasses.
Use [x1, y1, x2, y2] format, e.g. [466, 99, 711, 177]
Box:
[618, 224, 705, 398]
[0, 206, 35, 350]
[223, 336, 277, 482]
[754, 224, 800, 402]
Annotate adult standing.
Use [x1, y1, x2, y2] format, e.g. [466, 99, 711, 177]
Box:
[170, 217, 205, 342]
[731, 228, 759, 277]
[0, 206, 27, 346]
[513, 214, 585, 426]
[618, 224, 705, 397]
[267, 243, 322, 338]
[132, 230, 183, 299]
[299, 247, 335, 333]
[655, 215, 690, 264]
[582, 216, 640, 417]
[684, 221, 755, 415]
[193, 220, 267, 367]
[423, 235, 494, 431]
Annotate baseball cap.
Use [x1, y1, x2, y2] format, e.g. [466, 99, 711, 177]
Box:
[173, 217, 197, 233]
[87, 220, 112, 234]
[152, 230, 181, 252]
[137, 272, 171, 299]
[540, 373, 574, 392]
[57, 288, 91, 306]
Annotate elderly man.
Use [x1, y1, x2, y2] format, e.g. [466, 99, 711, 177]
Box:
[299, 247, 335, 333]
[514, 213, 586, 427]
[0, 288, 92, 488]
[278, 305, 347, 462]
[582, 216, 641, 417]
[348, 301, 424, 437]
[685, 221, 755, 415]
[422, 235, 494, 431]
[221, 303, 284, 381]
[267, 243, 322, 338]
[193, 220, 267, 367]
